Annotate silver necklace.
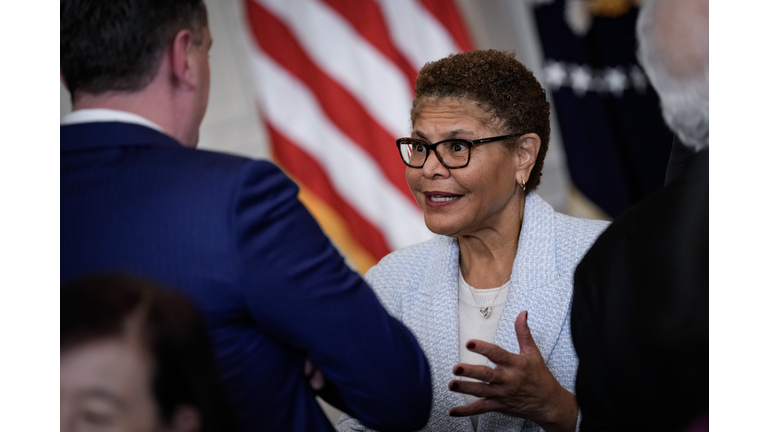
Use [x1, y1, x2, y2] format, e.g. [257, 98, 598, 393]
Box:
[460, 257, 511, 319]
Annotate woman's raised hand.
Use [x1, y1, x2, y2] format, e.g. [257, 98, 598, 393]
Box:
[447, 311, 578, 432]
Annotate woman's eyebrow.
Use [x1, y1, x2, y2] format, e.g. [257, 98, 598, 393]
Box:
[411, 129, 475, 140]
[445, 129, 476, 138]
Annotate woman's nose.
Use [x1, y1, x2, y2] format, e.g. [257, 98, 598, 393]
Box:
[422, 151, 449, 178]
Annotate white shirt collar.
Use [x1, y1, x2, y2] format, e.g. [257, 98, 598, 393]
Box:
[60, 109, 165, 134]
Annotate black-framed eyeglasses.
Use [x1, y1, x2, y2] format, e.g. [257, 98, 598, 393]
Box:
[396, 134, 520, 169]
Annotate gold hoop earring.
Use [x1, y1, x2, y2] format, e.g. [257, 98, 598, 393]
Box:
[519, 179, 526, 191]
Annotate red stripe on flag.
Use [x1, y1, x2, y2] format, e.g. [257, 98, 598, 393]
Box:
[418, 0, 474, 52]
[245, 1, 414, 203]
[320, 0, 419, 88]
[267, 123, 393, 261]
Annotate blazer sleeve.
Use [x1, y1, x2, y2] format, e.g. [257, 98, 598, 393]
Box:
[231, 161, 431, 431]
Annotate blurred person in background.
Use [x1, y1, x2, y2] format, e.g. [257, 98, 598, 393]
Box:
[60, 0, 431, 430]
[571, 0, 709, 431]
[338, 49, 609, 432]
[61, 273, 237, 432]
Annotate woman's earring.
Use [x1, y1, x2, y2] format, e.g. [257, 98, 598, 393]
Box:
[519, 179, 526, 191]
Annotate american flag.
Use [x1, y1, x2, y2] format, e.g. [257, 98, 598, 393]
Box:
[243, 0, 473, 273]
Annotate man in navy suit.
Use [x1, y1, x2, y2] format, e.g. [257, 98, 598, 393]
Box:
[60, 1, 431, 431]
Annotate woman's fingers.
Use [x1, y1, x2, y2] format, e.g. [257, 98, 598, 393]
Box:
[465, 339, 521, 367]
[514, 311, 541, 357]
[448, 398, 505, 417]
[450, 312, 573, 427]
[465, 312, 542, 363]
[448, 379, 498, 399]
[453, 363, 498, 383]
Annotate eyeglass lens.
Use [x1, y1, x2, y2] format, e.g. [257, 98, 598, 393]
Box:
[399, 140, 471, 168]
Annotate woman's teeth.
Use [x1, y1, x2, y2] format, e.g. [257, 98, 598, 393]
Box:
[429, 196, 459, 202]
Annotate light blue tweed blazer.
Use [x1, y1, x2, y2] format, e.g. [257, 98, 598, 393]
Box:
[337, 193, 609, 432]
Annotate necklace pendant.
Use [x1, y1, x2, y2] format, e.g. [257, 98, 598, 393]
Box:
[479, 306, 492, 319]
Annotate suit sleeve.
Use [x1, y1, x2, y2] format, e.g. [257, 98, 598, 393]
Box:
[335, 259, 409, 432]
[231, 162, 431, 431]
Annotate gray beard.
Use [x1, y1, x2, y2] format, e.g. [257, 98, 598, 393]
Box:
[661, 100, 709, 152]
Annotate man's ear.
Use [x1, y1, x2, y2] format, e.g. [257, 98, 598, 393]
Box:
[516, 133, 541, 181]
[165, 404, 202, 432]
[170, 29, 198, 90]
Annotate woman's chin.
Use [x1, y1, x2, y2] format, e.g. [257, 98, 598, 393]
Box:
[424, 219, 462, 238]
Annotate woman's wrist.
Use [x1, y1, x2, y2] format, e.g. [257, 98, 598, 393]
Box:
[535, 387, 578, 432]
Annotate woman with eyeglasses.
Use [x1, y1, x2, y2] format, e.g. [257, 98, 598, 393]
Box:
[338, 50, 609, 432]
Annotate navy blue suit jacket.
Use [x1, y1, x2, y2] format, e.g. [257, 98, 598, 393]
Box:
[61, 122, 432, 432]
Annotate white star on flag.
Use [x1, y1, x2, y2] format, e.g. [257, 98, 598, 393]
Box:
[570, 65, 592, 97]
[544, 60, 568, 91]
[604, 67, 627, 97]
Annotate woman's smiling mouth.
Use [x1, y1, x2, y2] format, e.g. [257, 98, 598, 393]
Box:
[423, 192, 463, 206]
[429, 196, 459, 202]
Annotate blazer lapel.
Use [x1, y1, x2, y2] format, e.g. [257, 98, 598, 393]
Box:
[498, 193, 564, 361]
[411, 237, 473, 431]
[479, 193, 567, 431]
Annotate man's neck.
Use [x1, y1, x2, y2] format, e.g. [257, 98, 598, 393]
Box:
[73, 87, 168, 126]
[71, 81, 195, 148]
[61, 108, 165, 133]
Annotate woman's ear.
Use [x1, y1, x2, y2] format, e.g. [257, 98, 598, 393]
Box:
[516, 133, 541, 181]
[165, 404, 202, 432]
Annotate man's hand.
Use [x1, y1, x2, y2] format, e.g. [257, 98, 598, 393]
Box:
[303, 359, 353, 414]
[447, 311, 578, 432]
[304, 359, 326, 392]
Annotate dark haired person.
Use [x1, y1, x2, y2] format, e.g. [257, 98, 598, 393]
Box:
[60, 1, 431, 431]
[61, 274, 237, 432]
[338, 50, 609, 432]
[571, 0, 709, 431]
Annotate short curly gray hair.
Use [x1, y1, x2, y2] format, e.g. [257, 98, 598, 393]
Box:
[411, 49, 551, 192]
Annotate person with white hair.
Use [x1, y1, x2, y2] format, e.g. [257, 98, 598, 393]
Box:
[636, 0, 709, 152]
[570, 0, 709, 431]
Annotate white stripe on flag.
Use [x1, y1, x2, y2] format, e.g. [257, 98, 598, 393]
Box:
[374, 0, 461, 70]
[255, 0, 413, 139]
[249, 44, 434, 250]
